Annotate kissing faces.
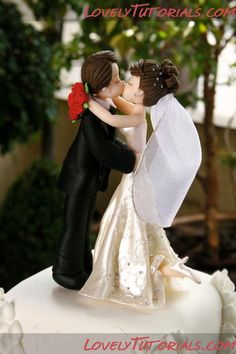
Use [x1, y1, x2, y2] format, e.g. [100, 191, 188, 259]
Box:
[96, 63, 124, 99]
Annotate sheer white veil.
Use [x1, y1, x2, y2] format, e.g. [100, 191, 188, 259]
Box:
[132, 93, 202, 227]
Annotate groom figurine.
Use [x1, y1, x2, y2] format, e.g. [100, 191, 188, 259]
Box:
[52, 51, 136, 290]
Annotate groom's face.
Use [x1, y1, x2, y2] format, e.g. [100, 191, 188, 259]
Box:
[97, 63, 124, 99]
[122, 75, 144, 104]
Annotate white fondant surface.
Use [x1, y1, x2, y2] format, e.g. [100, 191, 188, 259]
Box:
[5, 267, 223, 354]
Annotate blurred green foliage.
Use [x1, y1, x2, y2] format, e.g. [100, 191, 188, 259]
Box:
[0, 159, 64, 291]
[0, 1, 58, 154]
[222, 151, 236, 168]
[72, 0, 236, 78]
[1, 0, 235, 156]
[23, 0, 83, 72]
[1, 0, 235, 274]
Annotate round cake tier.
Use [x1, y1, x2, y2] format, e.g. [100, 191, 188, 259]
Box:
[5, 267, 222, 354]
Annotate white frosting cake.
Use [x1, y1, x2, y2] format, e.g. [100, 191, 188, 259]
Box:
[2, 267, 235, 354]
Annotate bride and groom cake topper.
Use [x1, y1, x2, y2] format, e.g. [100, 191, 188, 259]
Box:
[52, 50, 202, 308]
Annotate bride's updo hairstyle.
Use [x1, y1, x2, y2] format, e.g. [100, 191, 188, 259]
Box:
[129, 59, 180, 107]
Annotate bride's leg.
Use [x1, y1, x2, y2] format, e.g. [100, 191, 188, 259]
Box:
[160, 257, 201, 284]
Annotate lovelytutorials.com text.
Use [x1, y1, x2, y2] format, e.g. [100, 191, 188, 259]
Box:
[83, 336, 236, 352]
[83, 3, 236, 19]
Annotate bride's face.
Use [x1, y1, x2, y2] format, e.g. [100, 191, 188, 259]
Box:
[122, 75, 144, 104]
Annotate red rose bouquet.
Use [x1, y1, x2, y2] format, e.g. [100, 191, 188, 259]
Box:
[68, 82, 89, 123]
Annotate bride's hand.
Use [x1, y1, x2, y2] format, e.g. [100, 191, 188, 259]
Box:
[130, 104, 145, 120]
[112, 96, 135, 115]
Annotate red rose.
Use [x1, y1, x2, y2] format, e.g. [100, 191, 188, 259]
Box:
[68, 82, 89, 121]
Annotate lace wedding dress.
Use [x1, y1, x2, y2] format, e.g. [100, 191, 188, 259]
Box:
[79, 121, 182, 308]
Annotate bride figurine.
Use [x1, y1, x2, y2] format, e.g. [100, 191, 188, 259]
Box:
[79, 59, 202, 308]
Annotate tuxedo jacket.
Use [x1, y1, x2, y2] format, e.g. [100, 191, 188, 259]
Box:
[57, 107, 135, 198]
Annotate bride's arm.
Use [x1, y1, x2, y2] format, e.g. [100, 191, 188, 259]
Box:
[88, 99, 145, 128]
[112, 96, 134, 115]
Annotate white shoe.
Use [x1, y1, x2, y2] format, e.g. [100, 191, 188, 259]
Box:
[167, 257, 202, 284]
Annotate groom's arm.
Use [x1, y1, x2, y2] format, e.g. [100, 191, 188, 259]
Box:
[83, 114, 135, 174]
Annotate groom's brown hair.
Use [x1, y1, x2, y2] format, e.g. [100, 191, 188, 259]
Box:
[81, 51, 117, 94]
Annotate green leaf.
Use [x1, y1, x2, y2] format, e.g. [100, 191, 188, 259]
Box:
[85, 82, 89, 94]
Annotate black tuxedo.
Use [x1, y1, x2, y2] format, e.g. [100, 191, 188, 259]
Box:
[52, 107, 135, 288]
[56, 107, 135, 197]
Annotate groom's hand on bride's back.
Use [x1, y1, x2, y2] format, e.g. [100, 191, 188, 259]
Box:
[115, 138, 138, 172]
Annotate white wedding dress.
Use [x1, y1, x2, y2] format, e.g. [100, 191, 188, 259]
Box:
[79, 121, 182, 308]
